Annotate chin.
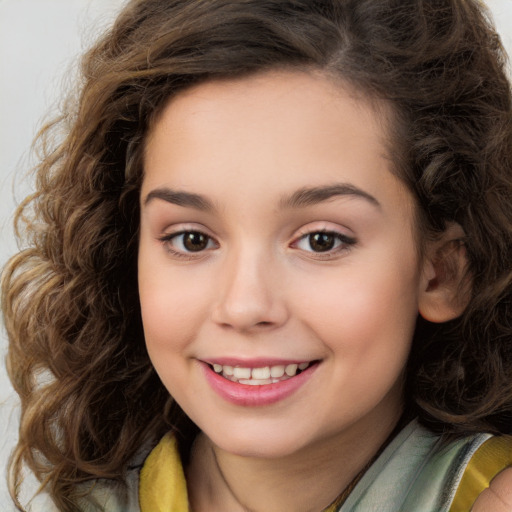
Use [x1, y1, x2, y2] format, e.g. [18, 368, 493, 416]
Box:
[203, 420, 319, 460]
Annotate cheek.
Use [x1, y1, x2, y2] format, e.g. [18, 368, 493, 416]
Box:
[138, 275, 207, 400]
[294, 263, 420, 357]
[138, 259, 207, 356]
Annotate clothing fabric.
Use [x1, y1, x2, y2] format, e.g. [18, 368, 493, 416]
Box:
[338, 421, 511, 511]
[80, 420, 512, 511]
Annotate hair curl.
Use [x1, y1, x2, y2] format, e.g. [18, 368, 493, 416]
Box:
[3, 0, 512, 509]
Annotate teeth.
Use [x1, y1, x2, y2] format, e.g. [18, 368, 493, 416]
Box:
[233, 367, 251, 379]
[270, 365, 285, 378]
[239, 378, 272, 386]
[251, 367, 270, 379]
[285, 363, 298, 376]
[211, 362, 312, 383]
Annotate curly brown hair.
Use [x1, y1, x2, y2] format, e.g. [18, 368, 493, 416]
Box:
[3, 0, 512, 510]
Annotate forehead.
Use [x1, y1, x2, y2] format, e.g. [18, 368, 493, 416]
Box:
[142, 69, 413, 222]
[146, 69, 390, 148]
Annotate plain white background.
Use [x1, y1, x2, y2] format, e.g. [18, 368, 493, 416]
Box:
[1, 1, 511, 509]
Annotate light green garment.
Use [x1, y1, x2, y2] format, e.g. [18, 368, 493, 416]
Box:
[75, 468, 140, 512]
[338, 420, 491, 511]
[77, 420, 497, 511]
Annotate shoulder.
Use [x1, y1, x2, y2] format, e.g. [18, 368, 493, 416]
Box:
[340, 421, 512, 512]
[471, 466, 512, 512]
[451, 433, 512, 512]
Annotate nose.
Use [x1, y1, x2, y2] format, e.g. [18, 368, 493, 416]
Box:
[211, 247, 289, 333]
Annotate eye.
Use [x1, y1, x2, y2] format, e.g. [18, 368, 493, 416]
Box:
[294, 231, 356, 254]
[160, 230, 217, 254]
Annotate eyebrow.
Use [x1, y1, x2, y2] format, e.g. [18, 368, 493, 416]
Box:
[144, 188, 214, 211]
[281, 184, 381, 209]
[143, 183, 380, 211]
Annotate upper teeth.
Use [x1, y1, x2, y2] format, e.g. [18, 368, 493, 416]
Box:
[212, 362, 310, 383]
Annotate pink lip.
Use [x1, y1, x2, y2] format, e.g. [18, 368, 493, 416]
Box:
[200, 360, 318, 407]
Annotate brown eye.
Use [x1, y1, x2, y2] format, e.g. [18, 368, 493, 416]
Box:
[308, 232, 337, 252]
[182, 232, 210, 252]
[293, 230, 357, 255]
[161, 230, 216, 255]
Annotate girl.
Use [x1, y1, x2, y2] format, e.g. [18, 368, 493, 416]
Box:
[3, 1, 512, 510]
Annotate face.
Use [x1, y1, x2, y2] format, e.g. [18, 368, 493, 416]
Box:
[138, 70, 428, 459]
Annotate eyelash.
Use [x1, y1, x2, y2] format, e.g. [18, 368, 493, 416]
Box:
[158, 230, 218, 259]
[292, 230, 357, 259]
[158, 229, 357, 259]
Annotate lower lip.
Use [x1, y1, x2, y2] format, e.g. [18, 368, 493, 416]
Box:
[201, 362, 318, 407]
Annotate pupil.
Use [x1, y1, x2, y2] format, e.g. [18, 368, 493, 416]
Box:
[309, 233, 335, 252]
[184, 232, 208, 251]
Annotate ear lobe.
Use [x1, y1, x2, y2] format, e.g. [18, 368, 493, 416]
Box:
[418, 223, 471, 323]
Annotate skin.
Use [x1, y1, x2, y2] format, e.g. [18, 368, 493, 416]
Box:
[472, 467, 512, 511]
[138, 69, 469, 512]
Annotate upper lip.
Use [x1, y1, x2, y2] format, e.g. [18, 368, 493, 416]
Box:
[201, 357, 317, 368]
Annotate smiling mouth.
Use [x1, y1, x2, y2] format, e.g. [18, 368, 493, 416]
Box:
[207, 361, 317, 385]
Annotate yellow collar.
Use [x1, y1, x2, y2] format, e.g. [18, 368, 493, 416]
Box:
[450, 435, 512, 511]
[139, 433, 190, 512]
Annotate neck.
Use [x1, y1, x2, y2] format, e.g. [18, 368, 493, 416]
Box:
[186, 407, 403, 512]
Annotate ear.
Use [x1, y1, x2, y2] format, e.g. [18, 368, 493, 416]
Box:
[418, 222, 471, 323]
